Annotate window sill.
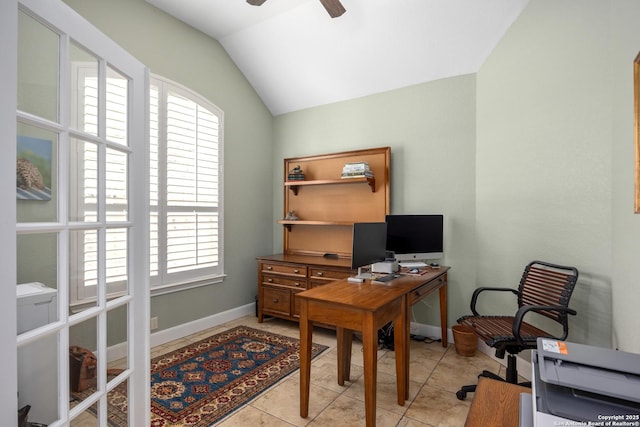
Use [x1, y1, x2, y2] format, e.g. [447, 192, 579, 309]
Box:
[69, 275, 226, 310]
[151, 274, 226, 297]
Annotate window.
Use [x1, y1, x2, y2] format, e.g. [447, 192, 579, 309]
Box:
[70, 72, 223, 305]
[150, 77, 224, 292]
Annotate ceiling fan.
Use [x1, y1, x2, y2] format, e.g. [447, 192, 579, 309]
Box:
[246, 0, 346, 18]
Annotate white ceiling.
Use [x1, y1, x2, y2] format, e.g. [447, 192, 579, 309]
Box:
[147, 0, 529, 115]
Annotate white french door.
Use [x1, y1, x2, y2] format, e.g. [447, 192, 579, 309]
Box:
[14, 1, 149, 425]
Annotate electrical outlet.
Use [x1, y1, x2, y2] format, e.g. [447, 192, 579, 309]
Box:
[150, 317, 158, 330]
[410, 322, 419, 335]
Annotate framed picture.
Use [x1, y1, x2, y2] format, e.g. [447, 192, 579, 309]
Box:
[17, 135, 52, 201]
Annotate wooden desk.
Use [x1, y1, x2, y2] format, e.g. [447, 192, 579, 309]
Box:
[297, 268, 449, 427]
[464, 377, 531, 427]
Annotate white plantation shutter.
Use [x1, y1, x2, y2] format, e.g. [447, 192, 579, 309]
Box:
[150, 77, 223, 289]
[150, 85, 159, 277]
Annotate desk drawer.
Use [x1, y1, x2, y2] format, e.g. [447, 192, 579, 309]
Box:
[262, 287, 291, 316]
[263, 274, 307, 289]
[410, 274, 446, 305]
[261, 263, 307, 277]
[309, 267, 353, 281]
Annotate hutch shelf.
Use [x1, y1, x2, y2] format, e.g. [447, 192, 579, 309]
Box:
[257, 146, 391, 323]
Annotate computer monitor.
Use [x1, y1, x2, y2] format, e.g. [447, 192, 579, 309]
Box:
[385, 214, 443, 264]
[351, 222, 387, 277]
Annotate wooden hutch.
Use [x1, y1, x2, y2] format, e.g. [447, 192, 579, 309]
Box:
[257, 147, 390, 322]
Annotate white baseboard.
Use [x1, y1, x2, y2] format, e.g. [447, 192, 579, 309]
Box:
[410, 321, 532, 381]
[149, 302, 255, 347]
[107, 302, 255, 362]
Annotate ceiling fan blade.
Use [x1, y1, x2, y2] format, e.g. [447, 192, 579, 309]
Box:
[246, 0, 267, 5]
[319, 0, 346, 18]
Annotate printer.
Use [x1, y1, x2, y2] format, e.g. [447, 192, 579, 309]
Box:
[520, 338, 640, 427]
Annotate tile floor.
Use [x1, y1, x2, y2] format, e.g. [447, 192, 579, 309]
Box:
[194, 315, 504, 427]
[76, 314, 508, 426]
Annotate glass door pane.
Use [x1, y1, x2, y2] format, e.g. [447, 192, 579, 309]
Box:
[69, 317, 99, 424]
[70, 41, 99, 135]
[106, 305, 129, 425]
[16, 123, 57, 223]
[18, 9, 59, 122]
[17, 334, 59, 425]
[69, 138, 98, 223]
[16, 232, 58, 333]
[69, 229, 98, 310]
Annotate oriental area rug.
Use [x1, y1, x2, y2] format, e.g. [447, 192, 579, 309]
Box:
[71, 325, 328, 426]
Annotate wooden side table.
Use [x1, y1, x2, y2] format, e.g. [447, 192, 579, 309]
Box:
[464, 377, 531, 427]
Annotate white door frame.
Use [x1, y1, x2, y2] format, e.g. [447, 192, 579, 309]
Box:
[11, 0, 150, 424]
[1, 0, 19, 423]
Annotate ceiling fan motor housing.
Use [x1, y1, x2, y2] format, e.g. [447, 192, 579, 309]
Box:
[246, 0, 346, 18]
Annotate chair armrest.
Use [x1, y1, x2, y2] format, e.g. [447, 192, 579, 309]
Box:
[470, 287, 519, 316]
[512, 305, 578, 343]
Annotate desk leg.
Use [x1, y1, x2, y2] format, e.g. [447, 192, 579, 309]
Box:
[299, 302, 312, 419]
[439, 283, 448, 347]
[336, 327, 352, 386]
[402, 295, 412, 401]
[362, 313, 378, 427]
[394, 297, 407, 405]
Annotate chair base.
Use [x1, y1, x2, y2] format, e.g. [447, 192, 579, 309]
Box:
[455, 355, 531, 400]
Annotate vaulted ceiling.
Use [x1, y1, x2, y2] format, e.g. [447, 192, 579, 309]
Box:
[147, 0, 529, 115]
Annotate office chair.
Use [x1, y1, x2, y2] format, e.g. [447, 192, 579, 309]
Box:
[455, 260, 579, 400]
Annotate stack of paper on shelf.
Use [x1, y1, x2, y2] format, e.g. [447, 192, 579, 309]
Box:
[341, 162, 374, 178]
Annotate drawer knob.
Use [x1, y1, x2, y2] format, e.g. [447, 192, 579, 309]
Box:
[267, 278, 273, 283]
[267, 266, 273, 270]
[316, 272, 324, 276]
[294, 269, 300, 273]
[295, 282, 300, 287]
[273, 298, 279, 303]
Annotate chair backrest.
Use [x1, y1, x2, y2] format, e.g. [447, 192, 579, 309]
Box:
[517, 260, 578, 325]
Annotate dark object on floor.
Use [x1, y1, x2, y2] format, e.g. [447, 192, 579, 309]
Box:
[18, 405, 30, 427]
[455, 260, 579, 400]
[69, 346, 97, 392]
[378, 322, 394, 350]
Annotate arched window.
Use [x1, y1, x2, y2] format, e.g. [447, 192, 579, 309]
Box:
[149, 77, 224, 293]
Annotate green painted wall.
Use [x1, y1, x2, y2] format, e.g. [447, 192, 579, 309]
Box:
[273, 75, 478, 327]
[63, 0, 274, 330]
[476, 0, 638, 350]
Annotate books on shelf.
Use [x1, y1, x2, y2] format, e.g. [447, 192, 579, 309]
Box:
[287, 165, 305, 181]
[343, 161, 370, 172]
[341, 171, 374, 178]
[341, 162, 374, 179]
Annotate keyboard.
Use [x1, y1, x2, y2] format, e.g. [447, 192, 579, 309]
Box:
[399, 261, 427, 268]
[372, 273, 403, 284]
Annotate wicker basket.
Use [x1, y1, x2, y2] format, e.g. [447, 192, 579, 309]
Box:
[452, 324, 477, 357]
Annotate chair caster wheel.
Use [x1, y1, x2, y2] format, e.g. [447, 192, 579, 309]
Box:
[456, 390, 467, 400]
